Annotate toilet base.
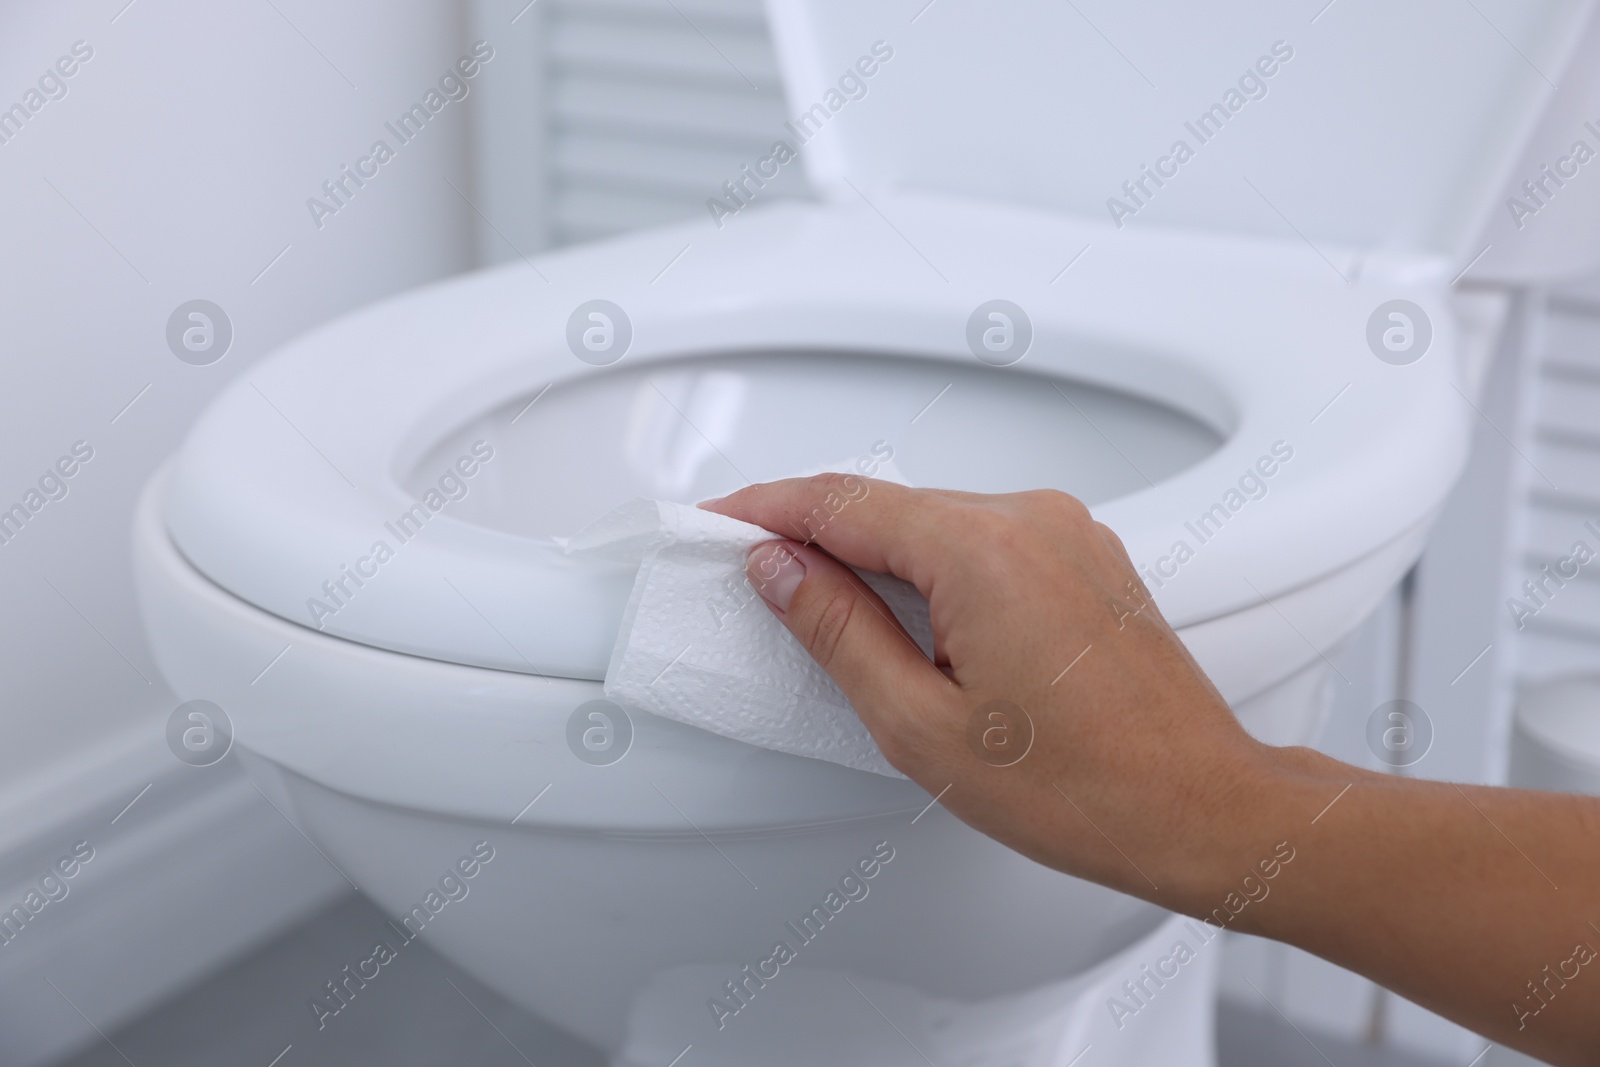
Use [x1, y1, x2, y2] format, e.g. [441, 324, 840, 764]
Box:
[611, 912, 1220, 1067]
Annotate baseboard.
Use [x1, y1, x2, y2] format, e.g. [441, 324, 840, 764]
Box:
[0, 725, 350, 1066]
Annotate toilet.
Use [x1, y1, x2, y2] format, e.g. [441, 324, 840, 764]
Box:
[133, 1, 1600, 1062]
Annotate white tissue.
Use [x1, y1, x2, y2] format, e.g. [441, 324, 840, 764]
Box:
[568, 497, 933, 777]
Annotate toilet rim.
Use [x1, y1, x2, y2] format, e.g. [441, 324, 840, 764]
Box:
[161, 193, 1474, 678]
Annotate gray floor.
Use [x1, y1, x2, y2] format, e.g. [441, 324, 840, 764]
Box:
[55, 895, 1491, 1067]
[1217, 1006, 1450, 1067]
[55, 895, 604, 1067]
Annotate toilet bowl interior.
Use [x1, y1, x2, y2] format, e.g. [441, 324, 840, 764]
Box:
[407, 349, 1224, 541]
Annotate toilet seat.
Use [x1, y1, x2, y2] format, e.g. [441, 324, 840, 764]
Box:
[165, 191, 1470, 679]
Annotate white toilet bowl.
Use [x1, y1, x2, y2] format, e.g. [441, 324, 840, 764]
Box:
[133, 1, 1600, 1062]
[134, 199, 1461, 1062]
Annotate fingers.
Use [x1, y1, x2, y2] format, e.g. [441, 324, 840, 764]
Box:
[746, 540, 956, 756]
[705, 476, 960, 597]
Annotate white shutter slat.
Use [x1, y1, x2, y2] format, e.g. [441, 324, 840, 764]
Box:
[557, 131, 809, 198]
[552, 18, 783, 87]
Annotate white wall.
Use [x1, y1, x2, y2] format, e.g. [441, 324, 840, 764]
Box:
[0, 2, 490, 1060]
[0, 0, 477, 779]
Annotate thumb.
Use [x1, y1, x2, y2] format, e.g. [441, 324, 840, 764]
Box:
[746, 540, 954, 743]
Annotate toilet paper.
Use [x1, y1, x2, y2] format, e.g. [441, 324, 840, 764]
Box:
[568, 498, 933, 777]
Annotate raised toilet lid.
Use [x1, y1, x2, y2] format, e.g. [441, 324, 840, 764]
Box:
[762, 0, 1596, 272]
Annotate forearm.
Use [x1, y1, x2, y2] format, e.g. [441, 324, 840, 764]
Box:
[1177, 746, 1600, 1066]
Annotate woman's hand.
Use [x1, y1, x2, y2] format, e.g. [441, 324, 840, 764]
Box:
[704, 475, 1600, 1067]
[705, 475, 1270, 909]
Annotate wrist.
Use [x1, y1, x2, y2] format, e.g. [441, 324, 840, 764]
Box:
[1157, 742, 1349, 923]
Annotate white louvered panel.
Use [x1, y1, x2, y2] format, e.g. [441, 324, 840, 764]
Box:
[557, 130, 811, 200]
[577, 0, 774, 24]
[1531, 434, 1600, 499]
[1542, 308, 1600, 370]
[552, 186, 720, 244]
[546, 0, 803, 245]
[1523, 493, 1600, 556]
[1513, 300, 1600, 686]
[552, 19, 783, 87]
[552, 76, 788, 143]
[1536, 373, 1600, 435]
[1522, 595, 1600, 646]
[557, 131, 763, 193]
[1516, 628, 1600, 679]
[1514, 558, 1600, 625]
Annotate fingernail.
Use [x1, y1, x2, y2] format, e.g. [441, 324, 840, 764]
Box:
[747, 542, 805, 612]
[697, 495, 726, 509]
